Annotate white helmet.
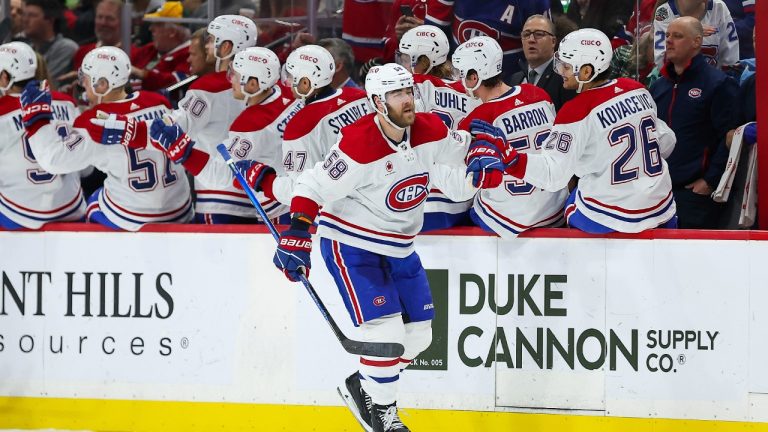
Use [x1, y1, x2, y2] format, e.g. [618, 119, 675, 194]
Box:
[398, 25, 449, 74]
[0, 42, 37, 92]
[451, 36, 503, 96]
[284, 45, 335, 99]
[554, 28, 612, 92]
[207, 15, 258, 61]
[365, 63, 414, 132]
[231, 47, 281, 99]
[80, 46, 131, 98]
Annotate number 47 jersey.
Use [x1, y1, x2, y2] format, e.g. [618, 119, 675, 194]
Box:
[518, 78, 677, 233]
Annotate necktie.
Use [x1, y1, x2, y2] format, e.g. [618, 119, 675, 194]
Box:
[528, 69, 538, 85]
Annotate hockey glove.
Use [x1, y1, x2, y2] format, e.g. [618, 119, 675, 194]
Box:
[273, 229, 312, 282]
[88, 110, 147, 147]
[20, 80, 53, 129]
[232, 160, 276, 191]
[149, 117, 195, 164]
[744, 123, 757, 146]
[465, 142, 506, 189]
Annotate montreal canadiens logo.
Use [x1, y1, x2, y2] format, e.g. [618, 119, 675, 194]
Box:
[688, 88, 702, 98]
[386, 173, 430, 212]
[457, 20, 500, 43]
[373, 296, 386, 307]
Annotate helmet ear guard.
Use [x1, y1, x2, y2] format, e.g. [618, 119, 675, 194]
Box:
[398, 25, 450, 74]
[553, 28, 612, 92]
[231, 47, 281, 101]
[284, 45, 335, 100]
[451, 36, 503, 98]
[0, 42, 38, 92]
[364, 63, 415, 131]
[207, 15, 258, 70]
[80, 46, 132, 103]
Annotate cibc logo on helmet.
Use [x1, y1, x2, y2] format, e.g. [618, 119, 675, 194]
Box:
[300, 54, 319, 63]
[231, 18, 250, 27]
[1, 47, 16, 54]
[416, 31, 437, 37]
[97, 54, 117, 61]
[581, 40, 602, 46]
[248, 55, 268, 63]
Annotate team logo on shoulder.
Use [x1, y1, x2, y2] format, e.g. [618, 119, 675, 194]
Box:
[688, 88, 702, 98]
[373, 296, 387, 307]
[655, 7, 669, 21]
[386, 173, 430, 212]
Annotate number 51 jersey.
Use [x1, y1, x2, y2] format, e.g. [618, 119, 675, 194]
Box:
[28, 91, 193, 231]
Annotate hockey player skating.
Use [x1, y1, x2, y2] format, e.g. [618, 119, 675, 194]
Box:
[398, 25, 481, 230]
[20, 46, 192, 231]
[467, 29, 678, 233]
[0, 41, 85, 229]
[452, 36, 567, 238]
[272, 63, 472, 431]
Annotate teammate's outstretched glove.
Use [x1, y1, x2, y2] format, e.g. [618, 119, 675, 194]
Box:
[20, 80, 53, 129]
[149, 117, 194, 163]
[232, 160, 276, 191]
[744, 123, 757, 145]
[465, 140, 507, 188]
[467, 119, 518, 165]
[88, 110, 147, 147]
[273, 229, 312, 281]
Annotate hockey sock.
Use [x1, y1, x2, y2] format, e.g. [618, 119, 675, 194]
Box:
[358, 314, 405, 405]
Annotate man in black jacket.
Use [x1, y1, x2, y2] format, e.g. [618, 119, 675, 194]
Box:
[509, 15, 576, 111]
[651, 16, 739, 229]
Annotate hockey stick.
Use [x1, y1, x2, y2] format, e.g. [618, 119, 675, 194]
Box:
[216, 144, 405, 358]
[166, 74, 199, 92]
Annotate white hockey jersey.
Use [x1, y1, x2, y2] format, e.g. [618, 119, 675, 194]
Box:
[654, 0, 739, 68]
[169, 71, 245, 216]
[28, 91, 193, 231]
[509, 79, 677, 233]
[271, 87, 371, 205]
[413, 74, 480, 129]
[412, 74, 482, 229]
[0, 93, 85, 229]
[458, 84, 567, 238]
[293, 113, 474, 258]
[192, 85, 303, 219]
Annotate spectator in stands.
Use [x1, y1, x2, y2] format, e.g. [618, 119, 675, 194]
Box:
[131, 1, 191, 92]
[187, 27, 214, 77]
[22, 0, 78, 85]
[426, 0, 552, 79]
[71, 0, 98, 43]
[723, 0, 754, 59]
[609, 25, 659, 87]
[10, 0, 24, 38]
[652, 0, 739, 69]
[566, 0, 634, 40]
[552, 13, 579, 47]
[341, 0, 393, 66]
[318, 38, 360, 89]
[510, 14, 576, 111]
[651, 16, 739, 228]
[58, 0, 139, 91]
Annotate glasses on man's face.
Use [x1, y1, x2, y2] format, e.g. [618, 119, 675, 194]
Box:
[521, 30, 554, 41]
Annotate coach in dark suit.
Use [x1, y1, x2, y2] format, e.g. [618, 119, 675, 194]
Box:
[509, 15, 576, 112]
